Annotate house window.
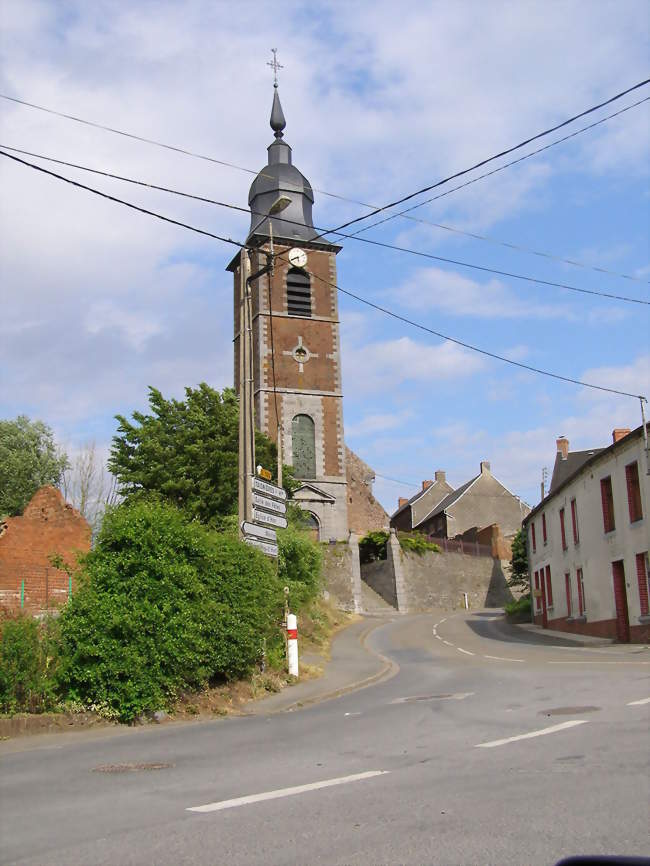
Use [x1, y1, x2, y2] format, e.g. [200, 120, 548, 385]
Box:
[559, 507, 567, 551]
[286, 268, 312, 317]
[625, 461, 643, 523]
[534, 570, 541, 611]
[636, 552, 649, 617]
[531, 522, 536, 553]
[571, 498, 579, 545]
[291, 414, 316, 478]
[303, 511, 320, 542]
[565, 572, 572, 617]
[600, 476, 615, 533]
[542, 513, 547, 545]
[577, 567, 586, 615]
[545, 564, 553, 608]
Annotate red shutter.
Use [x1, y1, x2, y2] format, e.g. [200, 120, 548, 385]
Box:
[534, 570, 541, 610]
[577, 568, 584, 615]
[637, 552, 649, 617]
[626, 462, 643, 523]
[560, 508, 567, 550]
[600, 477, 615, 533]
[542, 513, 547, 544]
[545, 564, 553, 607]
[571, 498, 579, 544]
[565, 573, 572, 617]
[531, 523, 536, 553]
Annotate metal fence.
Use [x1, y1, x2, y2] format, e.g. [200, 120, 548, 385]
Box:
[427, 536, 493, 558]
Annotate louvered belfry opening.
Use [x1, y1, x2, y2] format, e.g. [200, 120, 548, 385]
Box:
[286, 267, 312, 317]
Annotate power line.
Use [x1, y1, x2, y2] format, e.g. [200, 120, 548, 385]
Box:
[270, 250, 647, 402]
[2, 90, 648, 283]
[3, 144, 647, 306]
[2, 146, 646, 401]
[350, 95, 650, 241]
[0, 149, 250, 252]
[309, 77, 650, 241]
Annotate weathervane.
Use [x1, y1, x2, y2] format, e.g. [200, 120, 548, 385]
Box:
[267, 48, 284, 87]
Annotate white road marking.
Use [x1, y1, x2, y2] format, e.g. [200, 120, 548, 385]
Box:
[484, 655, 524, 663]
[391, 692, 474, 704]
[439, 618, 447, 624]
[475, 720, 588, 749]
[344, 712, 362, 716]
[457, 647, 475, 656]
[548, 661, 650, 665]
[627, 697, 650, 705]
[442, 639, 453, 646]
[187, 770, 389, 813]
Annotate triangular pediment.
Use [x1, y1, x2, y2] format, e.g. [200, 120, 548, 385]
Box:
[292, 483, 336, 503]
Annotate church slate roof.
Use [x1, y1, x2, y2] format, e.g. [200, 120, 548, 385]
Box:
[418, 475, 480, 524]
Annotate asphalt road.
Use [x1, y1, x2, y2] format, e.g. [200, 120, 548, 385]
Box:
[1, 610, 649, 866]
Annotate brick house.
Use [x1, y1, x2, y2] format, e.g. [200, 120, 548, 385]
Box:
[0, 486, 91, 614]
[523, 427, 650, 643]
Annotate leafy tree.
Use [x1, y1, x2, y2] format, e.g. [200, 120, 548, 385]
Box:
[508, 528, 529, 594]
[0, 416, 69, 517]
[109, 384, 280, 526]
[56, 499, 283, 723]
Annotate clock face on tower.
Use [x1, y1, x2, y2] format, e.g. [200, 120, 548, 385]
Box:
[288, 247, 308, 268]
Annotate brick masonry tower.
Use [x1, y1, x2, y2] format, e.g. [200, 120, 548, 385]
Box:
[228, 81, 349, 540]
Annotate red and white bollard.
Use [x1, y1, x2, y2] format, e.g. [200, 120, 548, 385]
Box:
[287, 613, 299, 677]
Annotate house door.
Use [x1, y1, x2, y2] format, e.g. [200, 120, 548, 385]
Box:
[612, 560, 630, 643]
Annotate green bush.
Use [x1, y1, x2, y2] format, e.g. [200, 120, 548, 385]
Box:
[398, 532, 440, 556]
[55, 499, 283, 723]
[0, 615, 58, 714]
[277, 525, 323, 610]
[504, 595, 532, 618]
[359, 530, 389, 563]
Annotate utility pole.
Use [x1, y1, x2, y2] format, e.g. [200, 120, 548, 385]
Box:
[238, 249, 254, 535]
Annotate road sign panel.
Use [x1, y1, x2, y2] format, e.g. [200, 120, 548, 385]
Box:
[257, 467, 272, 480]
[241, 521, 277, 543]
[252, 476, 287, 501]
[244, 536, 278, 557]
[252, 492, 286, 515]
[252, 507, 288, 529]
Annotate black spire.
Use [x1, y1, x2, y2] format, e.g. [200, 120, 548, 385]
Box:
[270, 84, 286, 139]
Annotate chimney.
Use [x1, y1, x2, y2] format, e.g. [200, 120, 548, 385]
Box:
[556, 436, 569, 460]
[434, 470, 446, 483]
[612, 428, 631, 444]
[398, 497, 409, 509]
[480, 460, 491, 474]
[422, 479, 433, 491]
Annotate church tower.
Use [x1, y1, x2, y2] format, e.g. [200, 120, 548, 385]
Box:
[228, 80, 349, 541]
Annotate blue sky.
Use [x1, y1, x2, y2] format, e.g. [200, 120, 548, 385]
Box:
[1, 0, 648, 514]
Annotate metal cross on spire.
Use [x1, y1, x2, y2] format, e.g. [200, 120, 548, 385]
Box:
[267, 48, 284, 87]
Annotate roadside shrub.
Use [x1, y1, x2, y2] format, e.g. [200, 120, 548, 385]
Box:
[0, 615, 58, 714]
[504, 595, 532, 619]
[359, 530, 389, 563]
[398, 532, 440, 556]
[55, 499, 283, 723]
[278, 525, 323, 610]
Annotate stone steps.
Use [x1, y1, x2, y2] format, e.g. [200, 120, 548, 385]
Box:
[360, 580, 397, 615]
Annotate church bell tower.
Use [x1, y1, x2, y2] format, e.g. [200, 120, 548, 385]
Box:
[228, 77, 349, 541]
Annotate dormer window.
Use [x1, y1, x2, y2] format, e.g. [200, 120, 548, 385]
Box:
[287, 268, 312, 317]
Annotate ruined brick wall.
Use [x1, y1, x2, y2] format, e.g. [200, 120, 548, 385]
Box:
[345, 447, 389, 535]
[0, 487, 91, 614]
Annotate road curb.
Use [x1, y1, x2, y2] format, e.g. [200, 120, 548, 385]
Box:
[260, 617, 400, 714]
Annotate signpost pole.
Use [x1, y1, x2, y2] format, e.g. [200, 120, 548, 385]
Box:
[238, 249, 254, 537]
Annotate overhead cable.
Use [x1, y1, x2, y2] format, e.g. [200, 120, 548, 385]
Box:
[3, 145, 647, 306]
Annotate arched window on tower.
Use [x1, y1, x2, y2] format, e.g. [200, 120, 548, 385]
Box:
[286, 268, 312, 317]
[291, 414, 316, 478]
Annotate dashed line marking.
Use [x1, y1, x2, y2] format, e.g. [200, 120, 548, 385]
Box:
[457, 647, 475, 656]
[442, 640, 453, 646]
[187, 770, 390, 813]
[548, 661, 650, 665]
[627, 697, 650, 706]
[484, 655, 524, 663]
[475, 720, 588, 749]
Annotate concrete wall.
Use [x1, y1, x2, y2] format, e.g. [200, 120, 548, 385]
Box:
[321, 536, 362, 612]
[359, 532, 513, 613]
[527, 432, 649, 642]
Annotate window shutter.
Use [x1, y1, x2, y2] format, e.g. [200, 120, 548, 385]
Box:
[625, 462, 643, 523]
[565, 573, 572, 617]
[545, 565, 553, 607]
[636, 552, 649, 617]
[577, 568, 584, 615]
[559, 508, 567, 550]
[542, 513, 547, 544]
[531, 523, 536, 553]
[600, 477, 615, 533]
[571, 498, 579, 544]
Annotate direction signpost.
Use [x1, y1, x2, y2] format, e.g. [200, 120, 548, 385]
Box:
[241, 475, 287, 557]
